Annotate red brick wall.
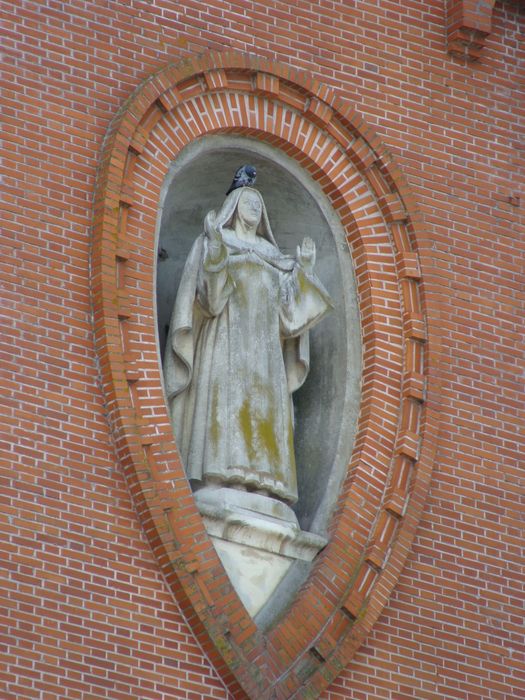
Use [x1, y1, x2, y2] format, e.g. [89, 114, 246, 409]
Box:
[2, 2, 523, 699]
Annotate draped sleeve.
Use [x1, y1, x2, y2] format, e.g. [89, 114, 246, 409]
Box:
[163, 236, 203, 404]
[279, 265, 334, 394]
[196, 237, 235, 317]
[163, 234, 235, 403]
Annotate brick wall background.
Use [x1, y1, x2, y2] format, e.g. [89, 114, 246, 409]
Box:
[2, 1, 523, 699]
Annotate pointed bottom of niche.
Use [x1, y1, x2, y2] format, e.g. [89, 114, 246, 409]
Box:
[194, 487, 327, 616]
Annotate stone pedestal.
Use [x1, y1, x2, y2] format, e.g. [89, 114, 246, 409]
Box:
[194, 487, 327, 616]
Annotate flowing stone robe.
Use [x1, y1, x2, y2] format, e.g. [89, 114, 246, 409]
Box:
[163, 189, 333, 504]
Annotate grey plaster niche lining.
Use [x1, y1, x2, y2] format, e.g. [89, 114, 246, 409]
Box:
[155, 135, 362, 626]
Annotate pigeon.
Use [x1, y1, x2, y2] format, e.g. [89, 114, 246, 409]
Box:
[225, 164, 257, 195]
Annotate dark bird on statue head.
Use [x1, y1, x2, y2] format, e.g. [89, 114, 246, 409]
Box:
[225, 164, 257, 195]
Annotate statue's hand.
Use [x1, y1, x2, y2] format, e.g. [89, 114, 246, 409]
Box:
[204, 211, 221, 242]
[297, 237, 316, 273]
[204, 211, 223, 259]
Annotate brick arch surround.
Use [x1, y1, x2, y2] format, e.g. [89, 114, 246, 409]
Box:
[91, 52, 440, 700]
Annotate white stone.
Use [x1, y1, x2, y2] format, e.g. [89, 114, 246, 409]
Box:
[195, 487, 327, 616]
[211, 538, 293, 617]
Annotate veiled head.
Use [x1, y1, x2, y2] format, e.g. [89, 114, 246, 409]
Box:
[213, 187, 278, 247]
[235, 189, 263, 228]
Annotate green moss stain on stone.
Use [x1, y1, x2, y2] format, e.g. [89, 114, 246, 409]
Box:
[256, 414, 280, 466]
[238, 398, 257, 464]
[210, 383, 219, 452]
[239, 388, 289, 472]
[287, 415, 296, 473]
[298, 269, 309, 295]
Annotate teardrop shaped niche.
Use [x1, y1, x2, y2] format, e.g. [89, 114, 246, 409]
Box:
[156, 135, 361, 626]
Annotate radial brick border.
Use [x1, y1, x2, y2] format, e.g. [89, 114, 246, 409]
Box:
[91, 52, 440, 700]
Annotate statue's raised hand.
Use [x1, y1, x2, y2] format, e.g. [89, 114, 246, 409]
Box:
[204, 211, 222, 243]
[297, 236, 316, 273]
[204, 211, 224, 260]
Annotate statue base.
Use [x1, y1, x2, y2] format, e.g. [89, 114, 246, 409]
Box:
[194, 487, 327, 616]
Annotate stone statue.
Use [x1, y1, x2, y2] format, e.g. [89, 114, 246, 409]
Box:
[163, 184, 333, 506]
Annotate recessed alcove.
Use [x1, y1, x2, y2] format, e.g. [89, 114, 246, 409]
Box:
[155, 134, 361, 623]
